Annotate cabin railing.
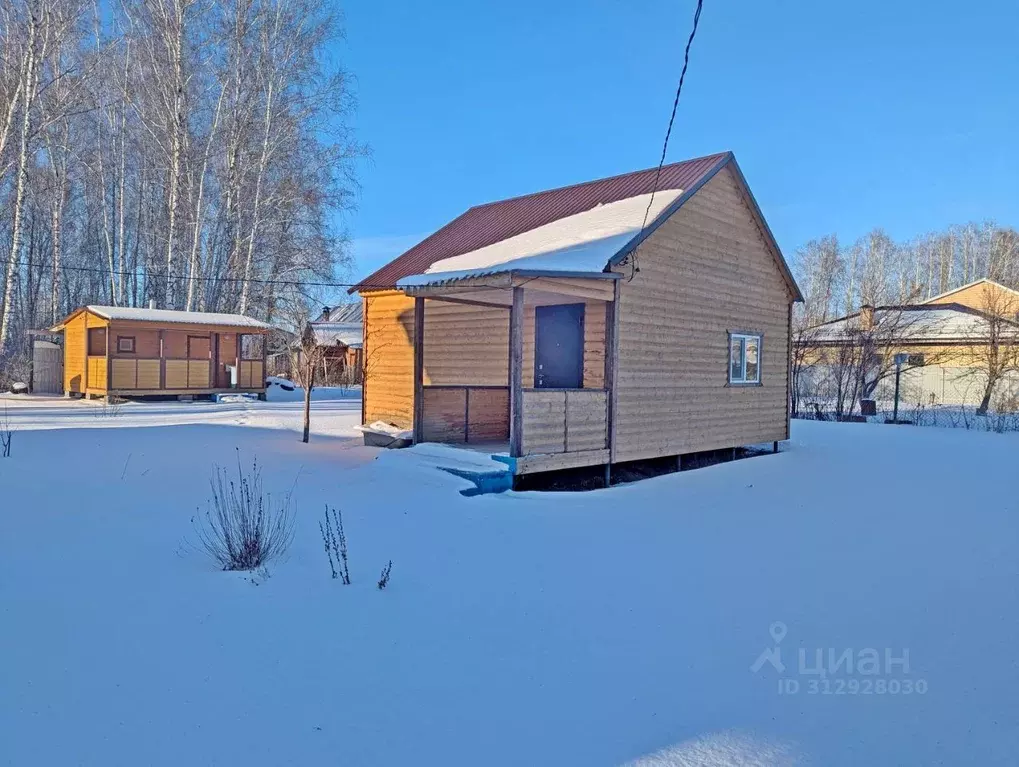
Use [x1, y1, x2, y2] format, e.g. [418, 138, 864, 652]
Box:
[420, 385, 509, 444]
[521, 388, 608, 455]
[107, 356, 264, 390]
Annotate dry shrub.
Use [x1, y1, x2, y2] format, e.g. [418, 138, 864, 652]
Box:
[194, 453, 295, 571]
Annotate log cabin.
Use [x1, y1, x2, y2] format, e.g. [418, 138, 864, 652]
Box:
[351, 151, 803, 484]
[50, 306, 272, 400]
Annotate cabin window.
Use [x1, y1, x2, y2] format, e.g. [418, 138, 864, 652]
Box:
[728, 332, 761, 385]
[117, 336, 135, 354]
[241, 334, 265, 360]
[87, 327, 106, 356]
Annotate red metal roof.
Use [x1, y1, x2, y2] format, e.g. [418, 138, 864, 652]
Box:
[350, 151, 732, 293]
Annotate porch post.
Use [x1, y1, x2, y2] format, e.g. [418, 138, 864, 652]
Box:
[412, 297, 425, 444]
[605, 279, 620, 464]
[509, 286, 524, 457]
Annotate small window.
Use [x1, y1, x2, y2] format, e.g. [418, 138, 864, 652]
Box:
[117, 336, 135, 354]
[728, 332, 761, 385]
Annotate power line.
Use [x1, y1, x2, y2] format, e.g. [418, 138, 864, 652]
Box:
[630, 0, 705, 279]
[16, 258, 526, 294]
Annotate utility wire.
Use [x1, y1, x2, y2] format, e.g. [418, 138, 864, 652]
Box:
[630, 0, 705, 279]
[15, 258, 534, 294]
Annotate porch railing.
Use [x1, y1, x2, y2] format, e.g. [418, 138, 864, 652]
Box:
[420, 385, 509, 444]
[521, 388, 608, 455]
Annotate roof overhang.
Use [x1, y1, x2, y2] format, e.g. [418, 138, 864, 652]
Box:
[398, 270, 620, 307]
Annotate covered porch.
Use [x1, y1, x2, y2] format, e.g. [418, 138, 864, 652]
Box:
[402, 271, 620, 479]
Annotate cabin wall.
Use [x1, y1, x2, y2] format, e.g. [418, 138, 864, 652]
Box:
[363, 291, 416, 428]
[109, 328, 161, 358]
[925, 282, 1019, 312]
[63, 312, 87, 393]
[423, 301, 508, 386]
[84, 312, 109, 392]
[614, 165, 794, 462]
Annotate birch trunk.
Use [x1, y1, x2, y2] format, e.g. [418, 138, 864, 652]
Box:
[0, 13, 42, 355]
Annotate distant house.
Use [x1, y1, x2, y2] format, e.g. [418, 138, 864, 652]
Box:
[308, 303, 363, 384]
[50, 305, 271, 400]
[799, 279, 1019, 409]
[349, 151, 803, 484]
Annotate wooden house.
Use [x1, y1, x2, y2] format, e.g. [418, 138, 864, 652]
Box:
[50, 306, 272, 399]
[799, 279, 1019, 408]
[309, 303, 364, 384]
[351, 152, 803, 484]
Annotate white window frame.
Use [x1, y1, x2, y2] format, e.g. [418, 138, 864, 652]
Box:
[728, 332, 762, 385]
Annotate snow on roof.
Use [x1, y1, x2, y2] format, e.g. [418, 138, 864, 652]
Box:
[322, 303, 362, 324]
[310, 324, 362, 347]
[86, 305, 271, 329]
[397, 188, 684, 288]
[808, 304, 1019, 342]
[310, 303, 362, 347]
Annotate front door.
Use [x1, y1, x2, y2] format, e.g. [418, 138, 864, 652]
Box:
[534, 303, 584, 389]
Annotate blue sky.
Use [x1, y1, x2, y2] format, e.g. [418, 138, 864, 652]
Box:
[336, 0, 1018, 294]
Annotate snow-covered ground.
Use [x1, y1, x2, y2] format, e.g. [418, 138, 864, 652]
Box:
[1, 394, 1016, 766]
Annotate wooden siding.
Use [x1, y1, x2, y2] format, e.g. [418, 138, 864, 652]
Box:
[520, 389, 607, 455]
[423, 301, 508, 385]
[63, 311, 88, 393]
[111, 358, 162, 389]
[925, 281, 1019, 312]
[614, 165, 793, 462]
[363, 291, 416, 428]
[238, 360, 263, 388]
[165, 359, 210, 389]
[419, 386, 510, 443]
[108, 328, 160, 357]
[86, 356, 108, 392]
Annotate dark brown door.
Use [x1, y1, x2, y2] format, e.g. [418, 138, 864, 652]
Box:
[534, 303, 584, 389]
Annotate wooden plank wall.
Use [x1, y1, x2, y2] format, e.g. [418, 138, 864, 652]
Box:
[521, 389, 607, 455]
[420, 387, 510, 443]
[86, 357, 107, 391]
[924, 281, 1018, 312]
[363, 292, 416, 428]
[614, 165, 794, 462]
[63, 312, 87, 393]
[423, 301, 508, 385]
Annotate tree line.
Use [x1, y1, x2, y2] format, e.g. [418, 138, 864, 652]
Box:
[791, 221, 1019, 418]
[0, 0, 362, 376]
[793, 221, 1019, 326]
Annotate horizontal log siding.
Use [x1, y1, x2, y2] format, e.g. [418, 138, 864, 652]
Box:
[614, 166, 793, 462]
[363, 291, 416, 428]
[423, 301, 508, 385]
